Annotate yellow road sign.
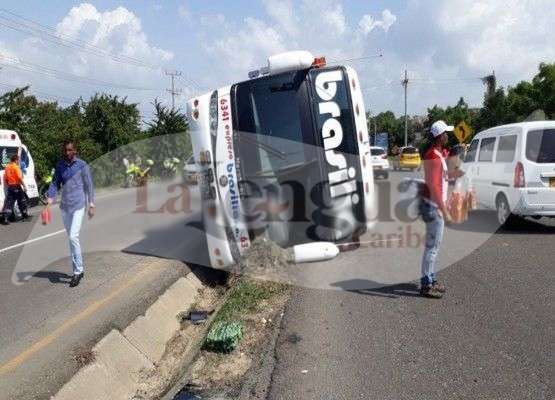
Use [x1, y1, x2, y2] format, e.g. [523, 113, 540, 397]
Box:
[454, 121, 472, 143]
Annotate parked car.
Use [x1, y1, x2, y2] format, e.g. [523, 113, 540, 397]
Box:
[370, 146, 389, 179]
[393, 146, 421, 171]
[182, 156, 198, 184]
[462, 121, 555, 226]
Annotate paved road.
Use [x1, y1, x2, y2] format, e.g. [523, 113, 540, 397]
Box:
[265, 170, 554, 400]
[0, 181, 208, 400]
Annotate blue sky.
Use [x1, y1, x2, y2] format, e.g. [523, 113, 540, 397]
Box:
[1, 1, 553, 120]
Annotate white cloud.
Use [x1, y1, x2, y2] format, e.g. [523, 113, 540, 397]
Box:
[55, 3, 173, 68]
[178, 3, 191, 21]
[0, 3, 176, 116]
[201, 0, 361, 81]
[359, 9, 397, 35]
[203, 17, 286, 73]
[199, 14, 226, 27]
[322, 3, 347, 36]
[262, 0, 298, 37]
[433, 0, 555, 78]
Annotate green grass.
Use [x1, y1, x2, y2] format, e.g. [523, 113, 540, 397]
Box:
[212, 280, 287, 325]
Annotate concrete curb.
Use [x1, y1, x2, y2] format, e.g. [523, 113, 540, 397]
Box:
[52, 272, 204, 400]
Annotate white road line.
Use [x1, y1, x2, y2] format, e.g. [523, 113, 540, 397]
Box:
[0, 229, 65, 255]
[0, 188, 131, 255]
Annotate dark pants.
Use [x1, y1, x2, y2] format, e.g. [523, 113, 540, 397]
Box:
[2, 185, 28, 220]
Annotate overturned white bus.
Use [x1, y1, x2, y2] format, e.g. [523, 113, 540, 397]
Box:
[186, 51, 375, 268]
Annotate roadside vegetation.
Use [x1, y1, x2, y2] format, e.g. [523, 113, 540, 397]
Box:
[367, 62, 555, 149]
[180, 278, 289, 397]
[211, 279, 288, 326]
[0, 91, 191, 186]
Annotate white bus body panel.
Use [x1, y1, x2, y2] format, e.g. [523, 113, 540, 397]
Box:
[344, 66, 376, 229]
[187, 88, 251, 269]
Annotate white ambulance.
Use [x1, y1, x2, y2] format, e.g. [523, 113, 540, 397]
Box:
[0, 129, 40, 209]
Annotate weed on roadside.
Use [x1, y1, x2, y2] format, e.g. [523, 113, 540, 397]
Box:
[72, 346, 96, 368]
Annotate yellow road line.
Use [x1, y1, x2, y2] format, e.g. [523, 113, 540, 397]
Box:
[0, 266, 155, 375]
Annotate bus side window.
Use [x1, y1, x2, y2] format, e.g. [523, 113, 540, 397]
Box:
[464, 139, 479, 163]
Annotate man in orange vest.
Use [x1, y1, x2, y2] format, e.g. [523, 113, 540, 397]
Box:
[1, 153, 29, 225]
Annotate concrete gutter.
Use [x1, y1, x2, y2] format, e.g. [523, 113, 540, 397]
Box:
[52, 272, 206, 400]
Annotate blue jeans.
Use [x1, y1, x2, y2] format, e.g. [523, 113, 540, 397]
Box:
[420, 200, 444, 287]
[61, 207, 85, 275]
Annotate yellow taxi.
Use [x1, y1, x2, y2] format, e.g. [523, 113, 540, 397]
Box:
[394, 146, 421, 170]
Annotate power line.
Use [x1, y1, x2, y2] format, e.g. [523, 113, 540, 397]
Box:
[0, 9, 157, 69]
[0, 82, 75, 104]
[0, 7, 204, 91]
[328, 53, 383, 64]
[0, 53, 164, 91]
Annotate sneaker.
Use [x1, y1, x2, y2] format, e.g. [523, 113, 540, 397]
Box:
[69, 274, 83, 287]
[431, 281, 446, 293]
[420, 285, 443, 299]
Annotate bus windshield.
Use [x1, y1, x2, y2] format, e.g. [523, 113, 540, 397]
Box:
[232, 70, 316, 180]
[0, 146, 18, 169]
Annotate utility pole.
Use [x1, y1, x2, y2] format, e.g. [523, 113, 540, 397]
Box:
[401, 69, 409, 147]
[368, 111, 377, 145]
[481, 70, 496, 99]
[165, 70, 182, 109]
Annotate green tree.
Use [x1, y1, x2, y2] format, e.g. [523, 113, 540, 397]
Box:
[368, 111, 403, 147]
[143, 99, 191, 176]
[475, 88, 509, 131]
[83, 94, 142, 154]
[425, 97, 477, 146]
[531, 62, 555, 119]
[505, 81, 538, 122]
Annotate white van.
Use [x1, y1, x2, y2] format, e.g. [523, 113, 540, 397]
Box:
[462, 121, 555, 225]
[0, 129, 40, 209]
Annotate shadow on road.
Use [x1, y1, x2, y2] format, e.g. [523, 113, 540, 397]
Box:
[497, 217, 555, 234]
[330, 279, 421, 298]
[122, 212, 212, 268]
[16, 270, 72, 284]
[447, 210, 499, 233]
[448, 210, 555, 235]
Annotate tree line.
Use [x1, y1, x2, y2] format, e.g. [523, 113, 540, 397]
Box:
[367, 62, 555, 150]
[0, 89, 191, 186]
